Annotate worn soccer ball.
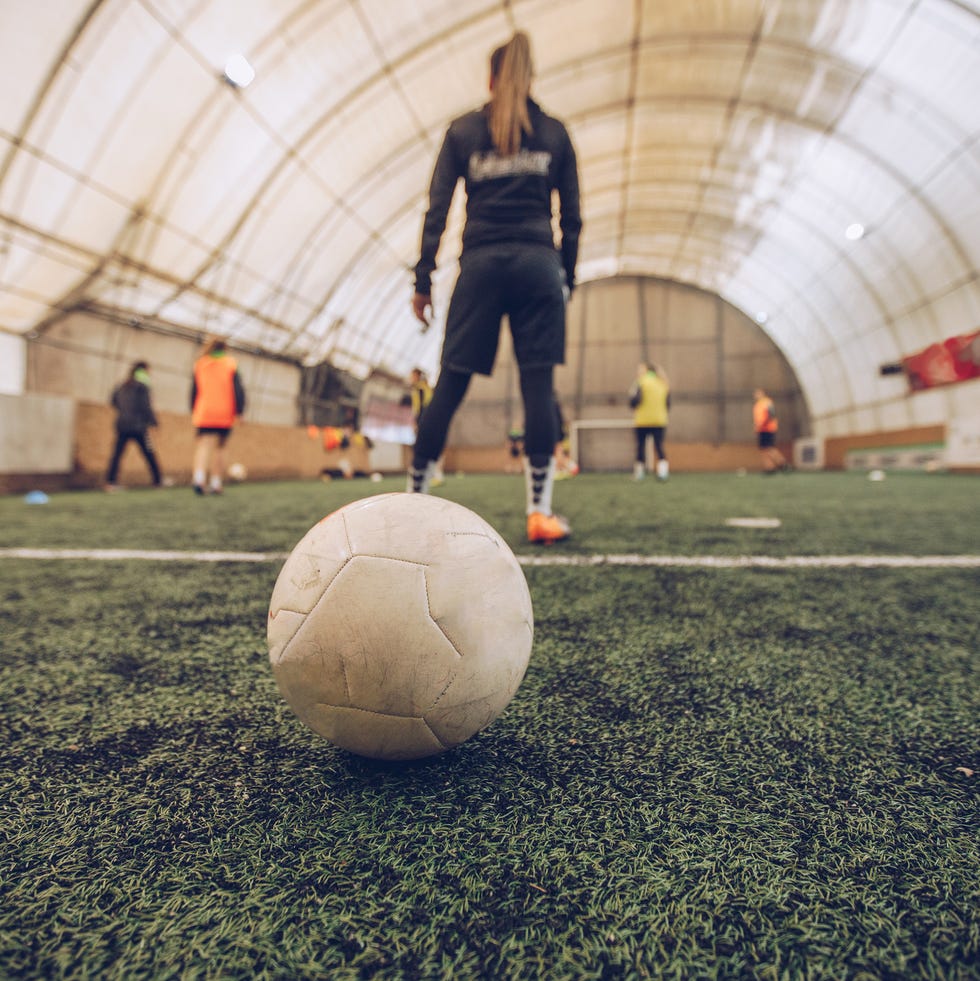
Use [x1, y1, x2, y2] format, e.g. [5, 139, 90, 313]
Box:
[267, 493, 534, 760]
[227, 462, 247, 482]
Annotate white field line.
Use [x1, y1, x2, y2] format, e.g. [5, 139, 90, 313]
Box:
[520, 554, 980, 568]
[0, 548, 285, 563]
[1, 548, 979, 569]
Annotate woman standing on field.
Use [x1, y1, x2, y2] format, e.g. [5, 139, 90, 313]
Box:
[408, 31, 582, 544]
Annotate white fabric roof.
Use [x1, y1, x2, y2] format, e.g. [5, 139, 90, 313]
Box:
[2, 0, 979, 432]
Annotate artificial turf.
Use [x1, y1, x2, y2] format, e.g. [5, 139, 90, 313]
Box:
[1, 472, 978, 979]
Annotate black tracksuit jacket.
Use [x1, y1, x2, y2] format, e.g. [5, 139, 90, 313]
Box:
[414, 99, 582, 297]
[111, 380, 157, 434]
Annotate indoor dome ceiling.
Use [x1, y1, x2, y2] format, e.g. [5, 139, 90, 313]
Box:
[1, 0, 978, 433]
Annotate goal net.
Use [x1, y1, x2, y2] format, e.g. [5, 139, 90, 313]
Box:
[570, 419, 638, 472]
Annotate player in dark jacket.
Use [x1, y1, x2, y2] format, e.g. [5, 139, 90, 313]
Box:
[409, 31, 581, 544]
[105, 360, 162, 489]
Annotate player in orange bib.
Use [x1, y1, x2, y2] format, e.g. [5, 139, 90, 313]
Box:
[753, 388, 790, 473]
[190, 337, 246, 495]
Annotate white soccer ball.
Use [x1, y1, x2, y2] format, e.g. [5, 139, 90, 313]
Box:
[227, 462, 247, 482]
[267, 493, 534, 760]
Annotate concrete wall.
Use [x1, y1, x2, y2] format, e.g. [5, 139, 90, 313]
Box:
[444, 439, 769, 474]
[823, 425, 946, 471]
[0, 400, 377, 493]
[76, 402, 317, 486]
[0, 392, 74, 473]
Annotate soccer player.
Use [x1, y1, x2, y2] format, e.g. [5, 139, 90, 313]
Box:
[407, 31, 582, 544]
[105, 360, 162, 490]
[405, 367, 444, 486]
[753, 387, 790, 473]
[406, 368, 432, 426]
[629, 363, 670, 480]
[190, 337, 246, 495]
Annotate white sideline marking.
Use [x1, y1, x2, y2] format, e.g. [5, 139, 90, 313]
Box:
[725, 517, 782, 528]
[1, 548, 979, 569]
[519, 555, 980, 568]
[0, 548, 283, 563]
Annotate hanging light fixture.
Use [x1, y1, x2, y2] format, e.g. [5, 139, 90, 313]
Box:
[222, 53, 255, 89]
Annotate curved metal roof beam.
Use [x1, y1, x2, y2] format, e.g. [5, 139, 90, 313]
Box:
[118, 20, 972, 324]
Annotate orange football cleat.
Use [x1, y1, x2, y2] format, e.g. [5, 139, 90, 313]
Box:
[527, 512, 571, 544]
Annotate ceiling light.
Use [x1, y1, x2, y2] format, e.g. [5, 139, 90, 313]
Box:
[755, 311, 769, 325]
[223, 53, 255, 89]
[845, 223, 865, 241]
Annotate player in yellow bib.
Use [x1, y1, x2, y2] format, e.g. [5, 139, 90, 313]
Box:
[629, 363, 670, 480]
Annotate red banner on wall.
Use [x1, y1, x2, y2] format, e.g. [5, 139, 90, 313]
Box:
[903, 329, 980, 391]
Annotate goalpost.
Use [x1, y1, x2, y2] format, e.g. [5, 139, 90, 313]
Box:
[569, 419, 639, 472]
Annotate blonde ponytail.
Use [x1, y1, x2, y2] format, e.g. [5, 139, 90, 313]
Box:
[489, 32, 534, 156]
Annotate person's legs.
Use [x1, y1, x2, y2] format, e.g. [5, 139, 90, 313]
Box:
[134, 431, 162, 485]
[407, 249, 505, 493]
[440, 249, 507, 375]
[193, 433, 217, 493]
[408, 370, 471, 492]
[520, 365, 557, 513]
[651, 428, 666, 462]
[210, 433, 228, 493]
[106, 432, 130, 486]
[634, 427, 647, 479]
[208, 439, 225, 494]
[505, 247, 569, 542]
[758, 432, 784, 472]
[520, 366, 570, 543]
[652, 427, 669, 480]
[763, 446, 789, 471]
